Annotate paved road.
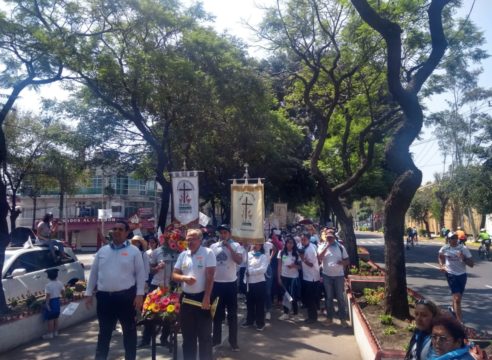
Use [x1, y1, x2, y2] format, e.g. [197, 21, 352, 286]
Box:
[357, 232, 492, 334]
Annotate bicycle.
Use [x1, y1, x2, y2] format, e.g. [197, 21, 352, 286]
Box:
[406, 235, 414, 249]
[478, 241, 491, 261]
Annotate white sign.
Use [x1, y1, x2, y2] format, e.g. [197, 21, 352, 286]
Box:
[61, 302, 80, 316]
[97, 209, 113, 220]
[171, 171, 199, 225]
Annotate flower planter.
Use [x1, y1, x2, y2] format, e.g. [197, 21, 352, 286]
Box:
[0, 297, 96, 353]
[347, 279, 406, 360]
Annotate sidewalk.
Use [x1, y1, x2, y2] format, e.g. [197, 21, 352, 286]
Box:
[2, 300, 361, 360]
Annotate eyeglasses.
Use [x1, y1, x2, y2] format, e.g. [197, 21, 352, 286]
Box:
[415, 299, 430, 305]
[431, 334, 452, 343]
[112, 227, 126, 232]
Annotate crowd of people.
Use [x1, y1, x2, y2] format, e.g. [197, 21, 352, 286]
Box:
[79, 219, 488, 360]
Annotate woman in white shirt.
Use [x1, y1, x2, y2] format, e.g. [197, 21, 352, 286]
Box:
[242, 243, 269, 331]
[277, 236, 300, 320]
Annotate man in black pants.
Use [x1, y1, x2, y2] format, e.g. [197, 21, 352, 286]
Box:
[172, 229, 216, 360]
[210, 225, 243, 352]
[85, 221, 146, 360]
[299, 231, 320, 323]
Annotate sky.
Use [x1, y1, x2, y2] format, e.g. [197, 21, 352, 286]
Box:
[13, 0, 492, 184]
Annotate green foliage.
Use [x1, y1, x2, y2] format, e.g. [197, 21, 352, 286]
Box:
[64, 287, 74, 300]
[363, 287, 385, 305]
[383, 326, 398, 336]
[379, 314, 393, 326]
[406, 322, 417, 332]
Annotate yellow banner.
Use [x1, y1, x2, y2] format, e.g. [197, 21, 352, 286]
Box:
[231, 182, 264, 244]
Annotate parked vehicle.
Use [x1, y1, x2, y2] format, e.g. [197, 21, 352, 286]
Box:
[2, 245, 85, 301]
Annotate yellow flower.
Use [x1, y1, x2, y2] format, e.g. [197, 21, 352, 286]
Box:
[166, 304, 175, 313]
[148, 303, 159, 313]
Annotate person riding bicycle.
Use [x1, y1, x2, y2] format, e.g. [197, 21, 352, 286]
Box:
[412, 227, 418, 245]
[455, 226, 467, 245]
[478, 228, 491, 253]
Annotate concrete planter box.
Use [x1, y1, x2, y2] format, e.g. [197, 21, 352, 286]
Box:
[347, 279, 406, 360]
[0, 297, 96, 353]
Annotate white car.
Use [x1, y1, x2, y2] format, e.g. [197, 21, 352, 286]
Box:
[2, 245, 85, 301]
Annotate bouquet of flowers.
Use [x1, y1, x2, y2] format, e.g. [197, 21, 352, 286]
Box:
[142, 287, 180, 323]
[159, 223, 188, 253]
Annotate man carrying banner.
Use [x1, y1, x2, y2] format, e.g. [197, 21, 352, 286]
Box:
[172, 229, 216, 360]
[210, 224, 243, 352]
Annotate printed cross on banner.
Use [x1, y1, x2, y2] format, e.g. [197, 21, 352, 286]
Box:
[178, 182, 193, 202]
[242, 197, 253, 219]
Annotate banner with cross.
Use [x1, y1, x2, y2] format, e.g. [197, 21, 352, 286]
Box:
[171, 171, 199, 225]
[231, 179, 264, 244]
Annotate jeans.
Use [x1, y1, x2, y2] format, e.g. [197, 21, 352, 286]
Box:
[95, 287, 137, 360]
[212, 281, 238, 347]
[280, 276, 299, 315]
[322, 274, 347, 320]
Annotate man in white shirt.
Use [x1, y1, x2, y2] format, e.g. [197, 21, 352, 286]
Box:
[172, 229, 216, 360]
[299, 231, 320, 323]
[438, 232, 474, 323]
[85, 220, 146, 360]
[318, 231, 349, 326]
[210, 224, 242, 351]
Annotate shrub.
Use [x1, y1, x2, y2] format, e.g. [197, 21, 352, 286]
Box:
[379, 314, 393, 325]
[65, 287, 74, 300]
[363, 287, 385, 305]
[383, 326, 398, 335]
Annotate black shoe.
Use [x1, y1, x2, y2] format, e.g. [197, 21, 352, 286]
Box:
[231, 345, 240, 352]
[304, 318, 317, 324]
[137, 342, 150, 348]
[160, 340, 170, 347]
[241, 322, 253, 328]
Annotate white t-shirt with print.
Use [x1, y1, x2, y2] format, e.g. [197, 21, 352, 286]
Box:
[210, 240, 242, 282]
[319, 242, 349, 277]
[439, 244, 472, 276]
[174, 246, 216, 294]
[277, 251, 299, 278]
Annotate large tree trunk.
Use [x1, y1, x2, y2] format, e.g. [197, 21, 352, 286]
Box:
[423, 219, 431, 238]
[9, 191, 19, 232]
[157, 177, 171, 231]
[319, 197, 332, 227]
[384, 168, 421, 319]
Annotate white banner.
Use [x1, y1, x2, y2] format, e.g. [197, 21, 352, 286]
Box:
[231, 181, 264, 244]
[273, 203, 288, 229]
[171, 171, 199, 225]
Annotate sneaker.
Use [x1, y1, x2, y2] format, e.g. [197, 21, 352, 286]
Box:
[325, 318, 333, 325]
[137, 342, 150, 348]
[42, 333, 54, 340]
[303, 318, 317, 324]
[241, 322, 253, 328]
[278, 314, 290, 321]
[256, 325, 265, 331]
[340, 319, 349, 328]
[231, 345, 240, 352]
[265, 312, 271, 321]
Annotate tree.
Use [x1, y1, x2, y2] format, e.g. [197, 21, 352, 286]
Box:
[258, 0, 398, 266]
[408, 187, 433, 237]
[351, 0, 454, 318]
[0, 5, 65, 313]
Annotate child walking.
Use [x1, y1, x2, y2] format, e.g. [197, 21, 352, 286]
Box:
[43, 268, 65, 339]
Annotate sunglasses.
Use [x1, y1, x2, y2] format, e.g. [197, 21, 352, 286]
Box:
[112, 227, 126, 231]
